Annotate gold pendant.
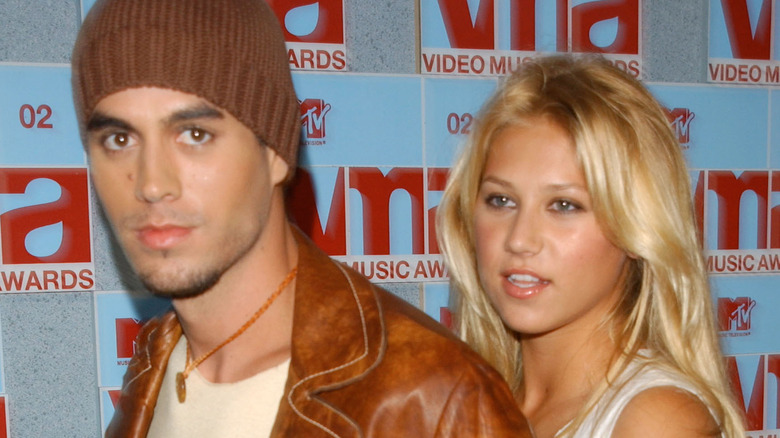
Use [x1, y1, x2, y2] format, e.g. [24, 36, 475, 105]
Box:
[176, 372, 186, 403]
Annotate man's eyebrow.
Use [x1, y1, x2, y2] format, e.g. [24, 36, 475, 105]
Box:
[86, 112, 132, 132]
[86, 104, 224, 133]
[165, 104, 224, 125]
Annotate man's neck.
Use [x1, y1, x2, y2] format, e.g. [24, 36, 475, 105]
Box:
[172, 209, 299, 383]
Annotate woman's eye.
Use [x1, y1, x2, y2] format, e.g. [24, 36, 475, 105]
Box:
[486, 194, 515, 208]
[103, 132, 135, 151]
[551, 199, 580, 213]
[178, 128, 212, 145]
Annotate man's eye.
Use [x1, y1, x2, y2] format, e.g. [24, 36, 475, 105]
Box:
[178, 128, 212, 145]
[103, 132, 135, 150]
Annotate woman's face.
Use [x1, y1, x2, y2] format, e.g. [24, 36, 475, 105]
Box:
[472, 117, 627, 338]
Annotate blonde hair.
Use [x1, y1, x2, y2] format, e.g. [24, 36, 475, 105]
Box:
[437, 54, 744, 436]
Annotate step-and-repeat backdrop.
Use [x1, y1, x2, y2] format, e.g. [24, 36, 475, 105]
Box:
[0, 1, 777, 436]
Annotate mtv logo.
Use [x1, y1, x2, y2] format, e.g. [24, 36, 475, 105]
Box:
[726, 354, 780, 431]
[440, 307, 453, 329]
[718, 297, 756, 331]
[0, 168, 91, 264]
[665, 107, 695, 146]
[267, 0, 344, 44]
[115, 318, 142, 359]
[100, 389, 122, 435]
[708, 0, 780, 84]
[424, 0, 640, 54]
[711, 0, 773, 60]
[700, 170, 780, 250]
[0, 396, 6, 438]
[287, 167, 448, 257]
[108, 389, 121, 408]
[299, 98, 332, 140]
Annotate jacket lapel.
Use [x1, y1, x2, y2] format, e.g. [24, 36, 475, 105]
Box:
[107, 311, 181, 437]
[276, 229, 386, 437]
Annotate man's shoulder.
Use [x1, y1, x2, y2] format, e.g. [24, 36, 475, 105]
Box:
[295, 232, 504, 379]
[329, 258, 487, 368]
[373, 284, 457, 340]
[369, 283, 498, 376]
[345, 281, 533, 437]
[133, 311, 180, 356]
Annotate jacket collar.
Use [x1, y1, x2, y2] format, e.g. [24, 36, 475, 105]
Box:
[282, 227, 386, 436]
[113, 226, 386, 437]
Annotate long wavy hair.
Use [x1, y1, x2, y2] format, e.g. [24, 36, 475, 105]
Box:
[437, 54, 744, 436]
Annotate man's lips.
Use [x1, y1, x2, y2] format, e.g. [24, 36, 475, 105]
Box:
[502, 271, 550, 298]
[136, 225, 192, 250]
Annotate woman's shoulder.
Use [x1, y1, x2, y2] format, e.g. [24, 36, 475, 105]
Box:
[570, 359, 719, 437]
[611, 384, 718, 437]
[608, 360, 718, 437]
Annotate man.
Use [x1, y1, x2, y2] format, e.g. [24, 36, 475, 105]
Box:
[72, 0, 531, 436]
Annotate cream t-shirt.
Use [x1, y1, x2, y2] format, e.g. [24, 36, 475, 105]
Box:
[147, 336, 290, 438]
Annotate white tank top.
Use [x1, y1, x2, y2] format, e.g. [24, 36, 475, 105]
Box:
[559, 359, 714, 437]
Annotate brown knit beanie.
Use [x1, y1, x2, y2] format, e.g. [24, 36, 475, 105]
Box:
[71, 0, 300, 169]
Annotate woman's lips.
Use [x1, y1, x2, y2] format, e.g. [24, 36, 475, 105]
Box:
[502, 272, 550, 299]
[137, 225, 192, 250]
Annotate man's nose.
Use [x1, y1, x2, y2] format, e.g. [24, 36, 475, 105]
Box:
[134, 141, 182, 203]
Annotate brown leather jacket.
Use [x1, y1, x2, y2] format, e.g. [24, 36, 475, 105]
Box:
[106, 229, 531, 437]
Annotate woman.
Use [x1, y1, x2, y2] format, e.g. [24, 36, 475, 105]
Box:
[437, 55, 744, 437]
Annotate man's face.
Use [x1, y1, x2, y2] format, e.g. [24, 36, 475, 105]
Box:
[87, 87, 288, 297]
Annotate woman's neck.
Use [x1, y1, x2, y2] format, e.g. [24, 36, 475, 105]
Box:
[517, 326, 618, 437]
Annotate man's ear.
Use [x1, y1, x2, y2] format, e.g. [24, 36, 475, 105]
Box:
[266, 147, 291, 187]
